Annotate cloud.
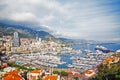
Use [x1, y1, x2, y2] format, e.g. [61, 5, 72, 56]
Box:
[8, 12, 38, 22]
[40, 14, 55, 24]
[52, 31, 79, 38]
[0, 0, 120, 41]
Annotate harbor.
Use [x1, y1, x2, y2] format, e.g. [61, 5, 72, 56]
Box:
[7, 43, 118, 72]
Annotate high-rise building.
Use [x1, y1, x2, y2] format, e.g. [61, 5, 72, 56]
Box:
[13, 32, 20, 47]
[36, 34, 39, 41]
[14, 32, 18, 38]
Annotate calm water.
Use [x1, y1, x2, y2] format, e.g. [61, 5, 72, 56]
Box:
[58, 43, 120, 68]
[72, 43, 120, 51]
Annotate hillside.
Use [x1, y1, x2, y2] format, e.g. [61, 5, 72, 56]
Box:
[0, 22, 58, 41]
[89, 52, 120, 80]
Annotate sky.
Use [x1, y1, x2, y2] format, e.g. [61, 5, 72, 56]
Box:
[0, 0, 120, 41]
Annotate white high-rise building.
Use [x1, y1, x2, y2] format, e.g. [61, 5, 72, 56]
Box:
[14, 32, 18, 38]
[13, 32, 20, 47]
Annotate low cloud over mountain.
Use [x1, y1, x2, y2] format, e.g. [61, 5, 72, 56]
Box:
[0, 0, 120, 41]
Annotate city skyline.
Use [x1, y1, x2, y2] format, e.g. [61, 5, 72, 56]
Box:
[0, 0, 120, 41]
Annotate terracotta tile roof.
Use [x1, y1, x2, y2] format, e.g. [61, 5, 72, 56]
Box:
[84, 70, 95, 77]
[103, 57, 114, 63]
[68, 72, 72, 74]
[7, 69, 20, 75]
[67, 72, 73, 78]
[2, 74, 23, 80]
[85, 71, 93, 74]
[44, 76, 58, 80]
[73, 73, 79, 77]
[30, 76, 36, 80]
[31, 70, 40, 73]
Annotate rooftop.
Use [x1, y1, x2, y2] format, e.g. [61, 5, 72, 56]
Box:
[2, 74, 23, 80]
[7, 69, 20, 75]
[2, 69, 22, 80]
[44, 75, 58, 80]
[30, 69, 41, 74]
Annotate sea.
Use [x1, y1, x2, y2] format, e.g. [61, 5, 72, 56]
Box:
[57, 43, 120, 68]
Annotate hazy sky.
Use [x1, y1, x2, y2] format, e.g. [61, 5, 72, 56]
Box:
[0, 0, 120, 41]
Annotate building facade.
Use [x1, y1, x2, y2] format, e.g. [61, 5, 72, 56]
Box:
[13, 32, 20, 47]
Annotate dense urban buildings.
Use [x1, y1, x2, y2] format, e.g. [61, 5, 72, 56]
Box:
[0, 33, 120, 80]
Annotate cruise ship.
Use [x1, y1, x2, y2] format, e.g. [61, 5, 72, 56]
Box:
[95, 45, 113, 53]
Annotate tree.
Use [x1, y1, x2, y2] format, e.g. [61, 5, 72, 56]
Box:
[89, 53, 120, 80]
[60, 71, 68, 76]
[74, 77, 79, 80]
[37, 75, 43, 80]
[53, 70, 60, 75]
[115, 75, 120, 80]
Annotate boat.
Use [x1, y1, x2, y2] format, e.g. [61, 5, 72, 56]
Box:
[67, 64, 74, 68]
[83, 49, 92, 54]
[95, 45, 113, 53]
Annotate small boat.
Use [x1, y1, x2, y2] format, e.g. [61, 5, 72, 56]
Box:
[67, 64, 74, 68]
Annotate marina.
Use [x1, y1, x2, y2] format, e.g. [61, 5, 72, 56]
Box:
[9, 53, 67, 68]
[8, 44, 118, 71]
[68, 51, 114, 71]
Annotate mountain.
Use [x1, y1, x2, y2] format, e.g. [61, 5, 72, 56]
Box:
[1, 22, 114, 44]
[58, 38, 74, 43]
[0, 22, 58, 41]
[59, 37, 106, 45]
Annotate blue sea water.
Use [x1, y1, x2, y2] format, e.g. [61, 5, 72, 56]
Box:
[72, 43, 120, 51]
[57, 43, 120, 68]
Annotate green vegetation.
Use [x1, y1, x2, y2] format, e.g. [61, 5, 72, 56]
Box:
[19, 33, 33, 39]
[0, 26, 33, 38]
[73, 77, 79, 80]
[0, 27, 12, 37]
[60, 70, 68, 76]
[53, 70, 60, 75]
[0, 25, 58, 41]
[7, 62, 34, 71]
[53, 70, 68, 76]
[37, 76, 43, 80]
[89, 53, 120, 80]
